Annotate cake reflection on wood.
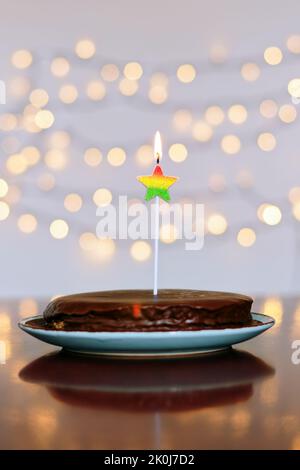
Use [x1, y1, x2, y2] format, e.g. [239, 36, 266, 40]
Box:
[26, 289, 256, 332]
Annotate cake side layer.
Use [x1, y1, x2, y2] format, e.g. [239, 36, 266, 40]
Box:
[42, 289, 253, 332]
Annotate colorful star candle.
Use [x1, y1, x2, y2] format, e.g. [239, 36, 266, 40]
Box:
[137, 132, 179, 295]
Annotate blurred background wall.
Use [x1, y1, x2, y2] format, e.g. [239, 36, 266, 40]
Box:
[0, 0, 300, 297]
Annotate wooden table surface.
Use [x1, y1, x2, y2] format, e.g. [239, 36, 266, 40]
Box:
[1, 296, 300, 450]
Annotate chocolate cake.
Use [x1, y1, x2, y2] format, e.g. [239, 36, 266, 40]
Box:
[30, 289, 255, 332]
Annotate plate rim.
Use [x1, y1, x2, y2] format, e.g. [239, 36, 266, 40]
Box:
[18, 312, 275, 337]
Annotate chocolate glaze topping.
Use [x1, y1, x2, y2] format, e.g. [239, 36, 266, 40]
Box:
[40, 289, 254, 332]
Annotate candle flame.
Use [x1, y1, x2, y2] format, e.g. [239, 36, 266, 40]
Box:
[154, 131, 162, 163]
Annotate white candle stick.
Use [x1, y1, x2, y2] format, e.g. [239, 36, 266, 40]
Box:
[153, 195, 160, 296]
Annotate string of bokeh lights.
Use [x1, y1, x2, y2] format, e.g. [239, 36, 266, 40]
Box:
[1, 37, 300, 263]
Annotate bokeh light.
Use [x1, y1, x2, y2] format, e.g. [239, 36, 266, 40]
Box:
[221, 134, 241, 154]
[288, 187, 300, 204]
[86, 80, 106, 101]
[75, 39, 96, 59]
[107, 147, 126, 166]
[168, 143, 188, 162]
[148, 85, 168, 104]
[192, 120, 213, 142]
[100, 63, 120, 82]
[17, 214, 37, 233]
[240, 63, 260, 81]
[48, 131, 71, 150]
[237, 228, 256, 247]
[22, 146, 41, 166]
[205, 106, 225, 126]
[259, 204, 282, 225]
[207, 214, 228, 235]
[59, 84, 78, 104]
[11, 49, 32, 69]
[264, 46, 283, 65]
[227, 104, 248, 124]
[208, 174, 226, 192]
[278, 104, 297, 123]
[34, 110, 55, 129]
[84, 147, 103, 167]
[160, 224, 178, 243]
[259, 99, 278, 118]
[93, 188, 112, 206]
[50, 57, 70, 77]
[176, 64, 196, 83]
[0, 179, 9, 197]
[6, 153, 27, 174]
[50, 219, 69, 239]
[257, 132, 276, 151]
[64, 193, 82, 212]
[130, 240, 152, 261]
[37, 173, 56, 191]
[173, 109, 193, 132]
[123, 62, 143, 80]
[288, 78, 300, 98]
[0, 201, 10, 221]
[45, 149, 68, 170]
[286, 35, 300, 54]
[135, 144, 153, 166]
[119, 78, 139, 96]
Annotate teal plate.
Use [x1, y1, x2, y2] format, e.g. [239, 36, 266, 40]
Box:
[18, 313, 275, 357]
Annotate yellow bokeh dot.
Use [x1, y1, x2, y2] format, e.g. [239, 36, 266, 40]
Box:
[287, 35, 300, 54]
[0, 113, 18, 131]
[22, 146, 40, 166]
[93, 238, 116, 262]
[160, 224, 178, 243]
[148, 85, 168, 104]
[0, 179, 8, 197]
[50, 57, 70, 77]
[37, 173, 55, 191]
[289, 187, 300, 204]
[11, 49, 33, 69]
[150, 73, 169, 87]
[123, 62, 143, 80]
[17, 214, 37, 233]
[6, 153, 28, 174]
[278, 104, 297, 123]
[257, 132, 276, 151]
[86, 80, 106, 101]
[119, 78, 139, 96]
[100, 64, 120, 82]
[135, 144, 153, 166]
[130, 241, 152, 261]
[221, 134, 241, 154]
[205, 106, 225, 126]
[259, 99, 278, 118]
[84, 147, 103, 167]
[228, 104, 248, 124]
[288, 78, 300, 98]
[177, 64, 196, 83]
[168, 143, 188, 162]
[192, 120, 213, 142]
[5, 185, 21, 204]
[50, 219, 69, 239]
[172, 109, 193, 132]
[18, 298, 38, 317]
[59, 84, 78, 104]
[107, 147, 126, 166]
[264, 46, 283, 65]
[261, 204, 282, 225]
[79, 232, 97, 251]
[93, 188, 112, 206]
[45, 149, 68, 171]
[0, 201, 10, 221]
[9, 76, 31, 98]
[48, 131, 71, 150]
[209, 43, 228, 64]
[75, 39, 96, 59]
[34, 110, 55, 129]
[292, 202, 300, 221]
[241, 63, 260, 81]
[237, 228, 256, 247]
[64, 193, 82, 212]
[207, 213, 228, 235]
[29, 89, 49, 108]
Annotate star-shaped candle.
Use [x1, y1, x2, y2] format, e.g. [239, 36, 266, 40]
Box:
[137, 132, 179, 295]
[137, 132, 178, 202]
